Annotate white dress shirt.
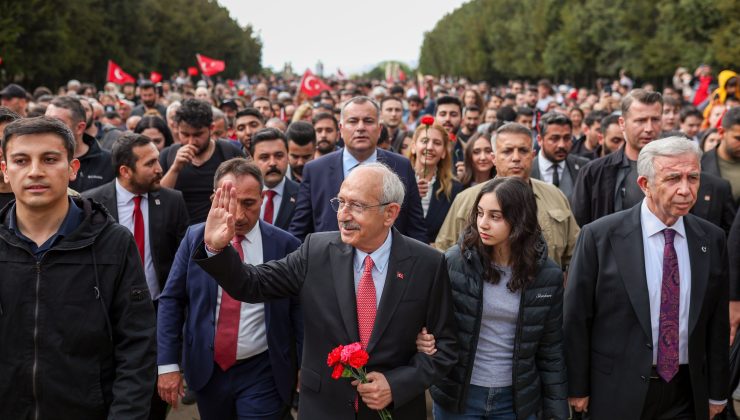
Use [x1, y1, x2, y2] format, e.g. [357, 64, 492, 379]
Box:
[158, 223, 267, 375]
[260, 177, 285, 223]
[115, 179, 159, 299]
[537, 153, 565, 186]
[640, 199, 691, 365]
[353, 231, 393, 306]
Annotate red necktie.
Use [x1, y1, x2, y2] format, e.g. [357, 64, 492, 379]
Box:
[357, 255, 377, 349]
[132, 196, 145, 264]
[262, 190, 276, 224]
[213, 235, 245, 371]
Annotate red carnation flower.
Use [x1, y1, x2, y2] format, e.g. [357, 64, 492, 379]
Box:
[327, 345, 344, 367]
[420, 115, 435, 126]
[331, 363, 345, 379]
[348, 349, 369, 369]
[449, 133, 457, 142]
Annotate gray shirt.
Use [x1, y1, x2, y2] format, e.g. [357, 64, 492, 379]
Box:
[470, 266, 521, 387]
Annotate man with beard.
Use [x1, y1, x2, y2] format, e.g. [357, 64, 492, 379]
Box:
[131, 81, 167, 118]
[46, 96, 115, 192]
[530, 112, 589, 201]
[159, 99, 244, 224]
[250, 128, 299, 231]
[380, 97, 406, 153]
[234, 107, 265, 157]
[251, 96, 274, 121]
[312, 112, 339, 157]
[571, 110, 607, 160]
[403, 95, 423, 132]
[83, 133, 189, 419]
[435, 96, 464, 165]
[598, 114, 625, 157]
[457, 106, 481, 144]
[285, 121, 316, 183]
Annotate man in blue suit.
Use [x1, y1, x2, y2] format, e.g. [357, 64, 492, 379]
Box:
[157, 158, 302, 420]
[289, 96, 427, 242]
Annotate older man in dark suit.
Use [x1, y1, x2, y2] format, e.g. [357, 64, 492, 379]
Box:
[565, 136, 728, 420]
[289, 96, 427, 242]
[197, 162, 457, 419]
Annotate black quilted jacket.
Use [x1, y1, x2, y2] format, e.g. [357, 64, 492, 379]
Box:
[430, 239, 569, 419]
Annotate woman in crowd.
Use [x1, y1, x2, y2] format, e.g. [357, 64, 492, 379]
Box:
[134, 115, 175, 151]
[430, 177, 568, 420]
[700, 128, 722, 152]
[463, 88, 485, 111]
[569, 107, 584, 142]
[458, 132, 496, 189]
[409, 118, 463, 244]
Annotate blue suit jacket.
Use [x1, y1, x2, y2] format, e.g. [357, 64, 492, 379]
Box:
[288, 148, 427, 242]
[157, 221, 302, 404]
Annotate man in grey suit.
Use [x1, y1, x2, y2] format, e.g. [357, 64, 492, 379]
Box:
[195, 162, 458, 419]
[530, 112, 589, 202]
[565, 136, 728, 420]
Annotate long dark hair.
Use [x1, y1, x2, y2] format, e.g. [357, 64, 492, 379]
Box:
[461, 177, 542, 291]
[134, 115, 174, 148]
[460, 132, 496, 188]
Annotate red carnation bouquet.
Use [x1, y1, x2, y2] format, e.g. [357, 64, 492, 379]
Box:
[327, 342, 392, 420]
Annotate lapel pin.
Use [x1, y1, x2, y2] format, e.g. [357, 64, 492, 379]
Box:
[704, 195, 711, 201]
[397, 272, 404, 280]
[290, 197, 296, 203]
[155, 199, 161, 205]
[701, 246, 707, 253]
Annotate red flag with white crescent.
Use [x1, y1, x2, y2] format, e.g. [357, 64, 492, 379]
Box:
[299, 69, 331, 97]
[149, 71, 162, 84]
[196, 54, 226, 76]
[107, 60, 136, 85]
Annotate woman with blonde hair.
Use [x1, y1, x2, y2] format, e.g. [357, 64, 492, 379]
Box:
[409, 116, 463, 244]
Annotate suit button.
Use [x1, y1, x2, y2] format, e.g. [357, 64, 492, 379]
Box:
[646, 343, 652, 349]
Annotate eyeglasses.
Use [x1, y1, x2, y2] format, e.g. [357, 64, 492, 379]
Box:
[329, 197, 390, 214]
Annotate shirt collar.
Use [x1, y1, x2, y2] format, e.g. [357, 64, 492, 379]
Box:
[264, 177, 285, 196]
[243, 220, 261, 244]
[8, 197, 83, 247]
[353, 230, 393, 273]
[343, 148, 378, 173]
[640, 199, 686, 239]
[538, 153, 565, 172]
[115, 178, 148, 205]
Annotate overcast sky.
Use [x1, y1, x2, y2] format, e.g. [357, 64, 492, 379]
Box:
[218, 0, 469, 76]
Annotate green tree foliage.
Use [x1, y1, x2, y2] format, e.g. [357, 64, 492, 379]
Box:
[0, 0, 261, 87]
[419, 0, 737, 84]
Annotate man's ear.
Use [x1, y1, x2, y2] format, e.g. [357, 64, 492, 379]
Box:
[69, 158, 81, 181]
[384, 203, 401, 227]
[637, 175, 650, 196]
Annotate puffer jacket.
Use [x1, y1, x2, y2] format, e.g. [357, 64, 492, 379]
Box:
[430, 238, 569, 419]
[0, 197, 156, 420]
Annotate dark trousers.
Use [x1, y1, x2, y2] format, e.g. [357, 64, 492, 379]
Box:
[641, 365, 694, 420]
[194, 351, 287, 420]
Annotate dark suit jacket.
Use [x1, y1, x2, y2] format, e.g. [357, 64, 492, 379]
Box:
[425, 179, 463, 244]
[82, 181, 189, 293]
[288, 148, 427, 242]
[195, 228, 458, 419]
[530, 153, 589, 200]
[564, 205, 729, 420]
[273, 177, 299, 231]
[157, 221, 303, 404]
[690, 172, 737, 234]
[701, 147, 721, 178]
[729, 211, 740, 300]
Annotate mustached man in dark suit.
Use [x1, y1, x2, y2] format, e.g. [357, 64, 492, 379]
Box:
[288, 96, 427, 242]
[196, 162, 458, 419]
[83, 132, 189, 420]
[565, 137, 729, 420]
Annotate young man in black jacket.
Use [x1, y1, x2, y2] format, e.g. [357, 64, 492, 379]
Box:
[0, 117, 156, 419]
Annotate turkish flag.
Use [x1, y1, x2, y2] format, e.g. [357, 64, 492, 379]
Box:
[399, 69, 406, 82]
[187, 67, 199, 76]
[107, 60, 136, 85]
[196, 54, 225, 76]
[150, 71, 162, 84]
[299, 69, 331, 97]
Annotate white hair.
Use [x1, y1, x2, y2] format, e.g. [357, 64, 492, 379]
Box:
[637, 136, 702, 183]
[350, 162, 405, 206]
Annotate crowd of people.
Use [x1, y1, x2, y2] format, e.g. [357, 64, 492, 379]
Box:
[0, 64, 739, 420]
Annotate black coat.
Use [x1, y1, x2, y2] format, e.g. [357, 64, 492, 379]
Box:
[0, 197, 156, 419]
[430, 240, 569, 419]
[425, 179, 464, 244]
